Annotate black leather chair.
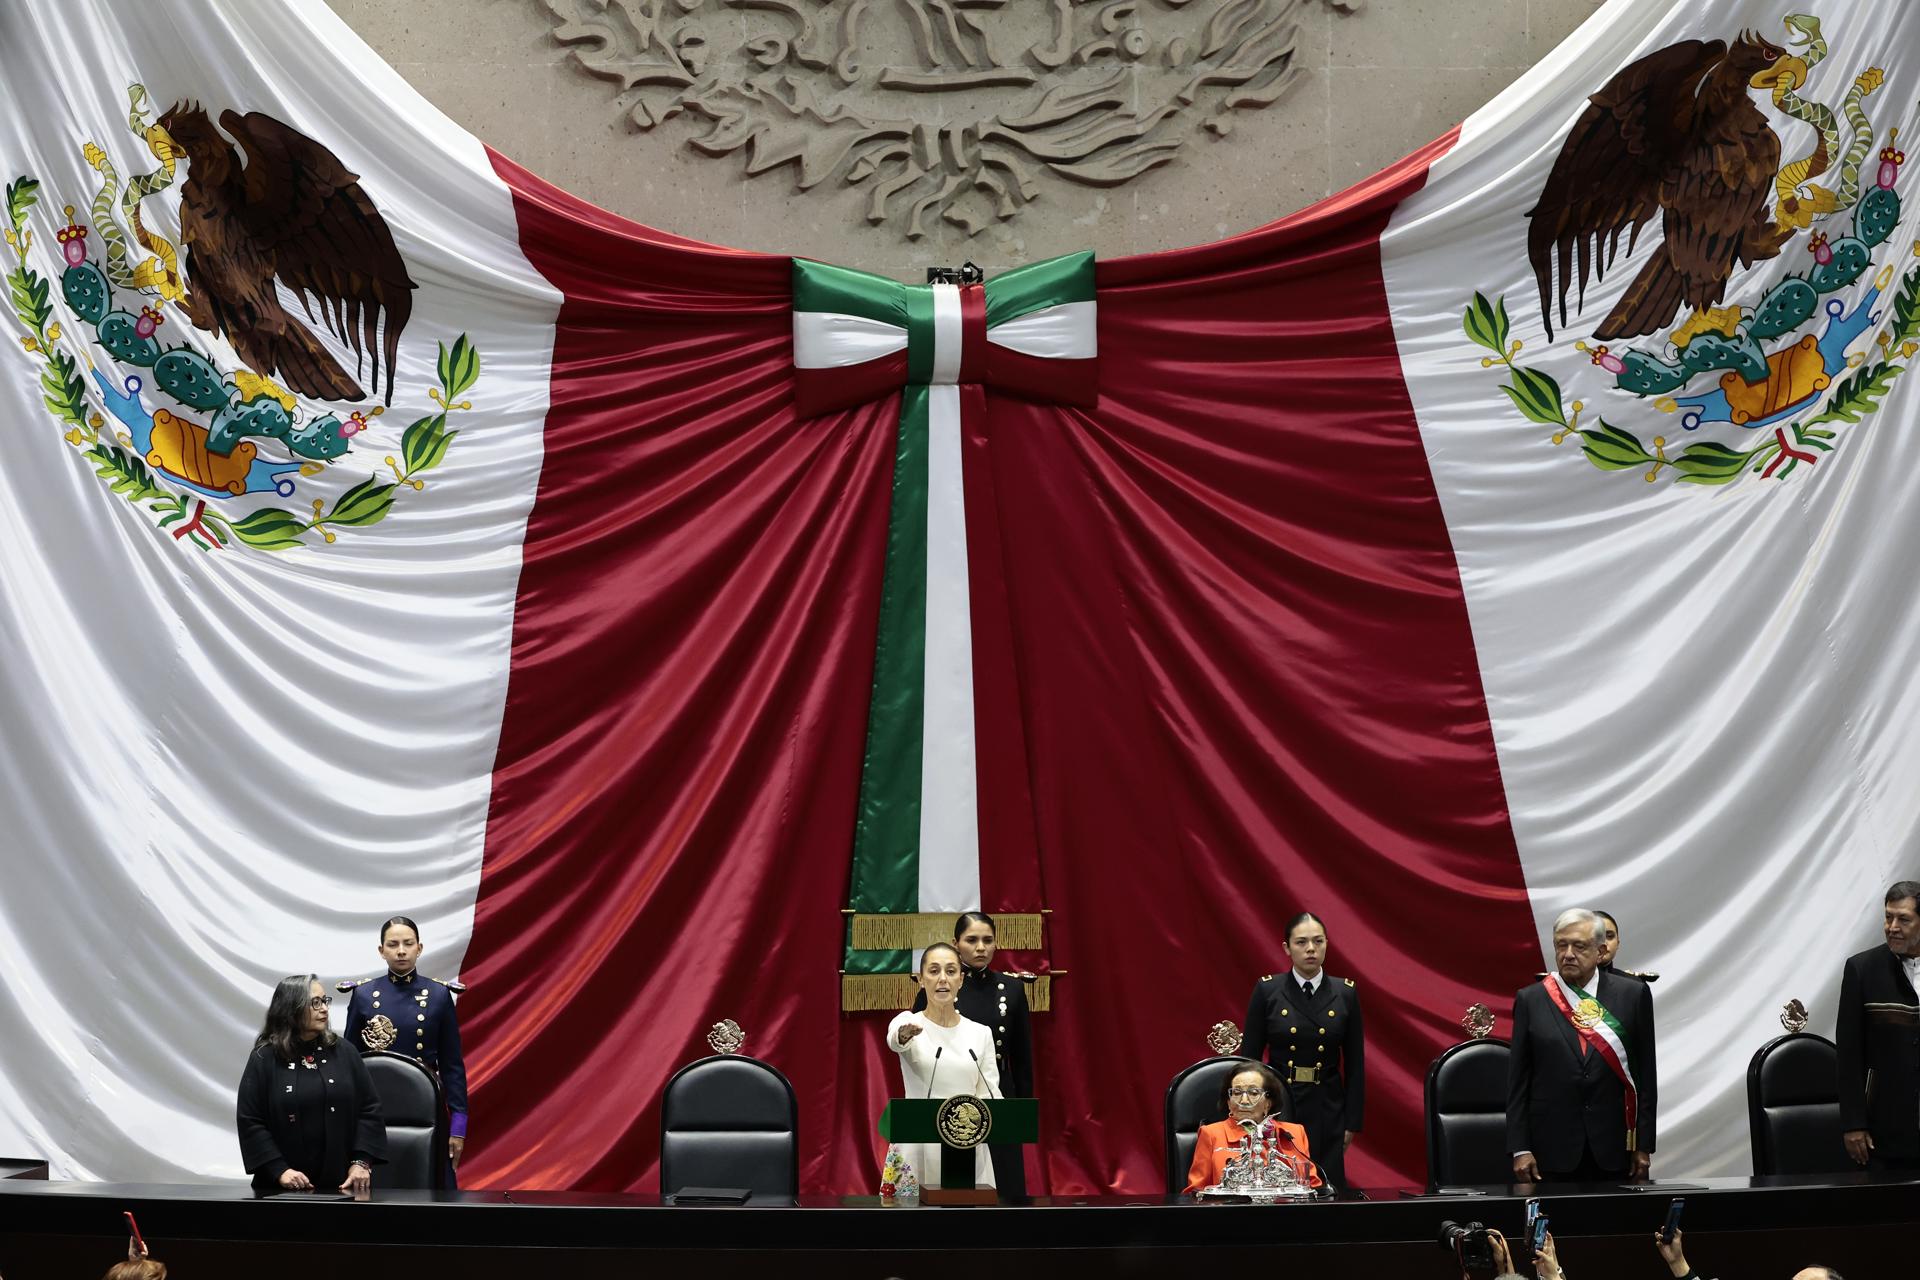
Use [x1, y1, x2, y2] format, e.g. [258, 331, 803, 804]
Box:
[1163, 1056, 1294, 1195]
[1425, 1038, 1512, 1188]
[364, 1051, 448, 1191]
[1748, 1032, 1846, 1175]
[660, 1055, 798, 1200]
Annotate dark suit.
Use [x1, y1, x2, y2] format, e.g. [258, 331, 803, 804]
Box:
[1506, 971, 1656, 1177]
[912, 966, 1034, 1196]
[1835, 946, 1920, 1164]
[237, 1037, 386, 1196]
[1241, 972, 1363, 1189]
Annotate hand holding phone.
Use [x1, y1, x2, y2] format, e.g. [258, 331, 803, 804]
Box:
[1661, 1196, 1685, 1244]
[123, 1210, 147, 1259]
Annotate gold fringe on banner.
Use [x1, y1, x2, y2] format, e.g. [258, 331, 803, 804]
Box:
[846, 911, 1046, 951]
[840, 972, 1060, 1013]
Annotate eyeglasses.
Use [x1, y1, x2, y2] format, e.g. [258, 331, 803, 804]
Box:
[1227, 1087, 1267, 1099]
[307, 996, 333, 1010]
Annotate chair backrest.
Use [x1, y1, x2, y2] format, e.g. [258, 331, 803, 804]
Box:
[1748, 1033, 1845, 1175]
[1162, 1056, 1294, 1195]
[660, 1055, 798, 1200]
[1424, 1038, 1511, 1188]
[364, 1051, 447, 1191]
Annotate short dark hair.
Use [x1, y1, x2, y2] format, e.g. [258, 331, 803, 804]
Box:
[1595, 910, 1618, 930]
[379, 915, 421, 943]
[255, 974, 335, 1061]
[953, 911, 995, 939]
[1886, 882, 1920, 910]
[1218, 1059, 1288, 1113]
[1283, 912, 1325, 942]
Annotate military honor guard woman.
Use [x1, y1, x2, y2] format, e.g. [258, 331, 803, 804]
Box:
[342, 916, 470, 1177]
[1241, 911, 1364, 1189]
[236, 974, 386, 1196]
[1837, 880, 1920, 1171]
[911, 911, 1035, 1196]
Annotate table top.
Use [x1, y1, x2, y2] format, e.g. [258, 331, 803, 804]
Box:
[3, 1171, 1915, 1250]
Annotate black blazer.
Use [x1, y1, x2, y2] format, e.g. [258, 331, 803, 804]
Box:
[237, 1038, 387, 1195]
[1241, 972, 1365, 1131]
[1835, 946, 1920, 1158]
[1506, 971, 1657, 1171]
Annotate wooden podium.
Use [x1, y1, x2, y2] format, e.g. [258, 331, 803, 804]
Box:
[878, 1097, 1038, 1205]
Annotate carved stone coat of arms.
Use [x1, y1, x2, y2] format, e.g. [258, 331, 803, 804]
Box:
[539, 0, 1360, 239]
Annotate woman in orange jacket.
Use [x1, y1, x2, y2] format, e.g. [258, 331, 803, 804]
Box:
[1185, 1061, 1323, 1194]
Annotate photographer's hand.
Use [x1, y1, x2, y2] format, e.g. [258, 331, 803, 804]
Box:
[1653, 1226, 1688, 1278]
[1488, 1227, 1514, 1276]
[1534, 1229, 1565, 1280]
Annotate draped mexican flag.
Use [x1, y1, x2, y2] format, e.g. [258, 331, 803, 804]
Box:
[2, 0, 1917, 1197]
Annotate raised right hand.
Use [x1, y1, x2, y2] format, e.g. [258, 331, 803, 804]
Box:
[1843, 1128, 1873, 1165]
[1512, 1152, 1540, 1183]
[278, 1167, 313, 1192]
[895, 1021, 923, 1047]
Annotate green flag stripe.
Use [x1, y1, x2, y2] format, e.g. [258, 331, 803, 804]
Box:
[904, 286, 935, 386]
[793, 258, 905, 326]
[847, 384, 930, 922]
[984, 250, 1095, 328]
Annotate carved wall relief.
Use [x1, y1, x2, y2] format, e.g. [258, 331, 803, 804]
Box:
[537, 0, 1362, 240]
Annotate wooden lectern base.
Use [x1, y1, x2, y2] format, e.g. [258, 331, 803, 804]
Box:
[920, 1188, 998, 1206]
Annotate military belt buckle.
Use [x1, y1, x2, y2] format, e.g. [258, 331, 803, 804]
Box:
[1290, 1065, 1319, 1084]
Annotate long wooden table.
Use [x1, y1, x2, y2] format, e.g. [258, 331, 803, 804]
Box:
[3, 1171, 1914, 1277]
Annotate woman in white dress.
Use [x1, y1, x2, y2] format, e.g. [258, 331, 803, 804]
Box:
[886, 942, 1002, 1189]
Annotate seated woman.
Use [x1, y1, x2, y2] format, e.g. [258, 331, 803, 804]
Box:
[237, 974, 387, 1196]
[1185, 1060, 1323, 1194]
[885, 942, 1002, 1190]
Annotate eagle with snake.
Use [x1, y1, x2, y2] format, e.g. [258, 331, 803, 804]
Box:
[1527, 29, 1799, 343]
[156, 104, 415, 405]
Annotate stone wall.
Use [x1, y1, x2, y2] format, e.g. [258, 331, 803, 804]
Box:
[324, 0, 1603, 274]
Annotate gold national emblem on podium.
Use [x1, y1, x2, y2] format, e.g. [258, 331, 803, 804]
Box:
[360, 1014, 397, 1052]
[935, 1094, 992, 1149]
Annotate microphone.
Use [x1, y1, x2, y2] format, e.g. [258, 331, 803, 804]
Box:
[1270, 1121, 1337, 1197]
[925, 1045, 943, 1098]
[966, 1048, 1000, 1099]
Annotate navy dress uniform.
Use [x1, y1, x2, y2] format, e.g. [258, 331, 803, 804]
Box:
[1240, 971, 1364, 1189]
[1836, 943, 1920, 1169]
[342, 970, 469, 1178]
[912, 964, 1035, 1197]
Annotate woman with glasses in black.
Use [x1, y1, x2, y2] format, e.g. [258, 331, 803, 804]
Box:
[237, 974, 386, 1195]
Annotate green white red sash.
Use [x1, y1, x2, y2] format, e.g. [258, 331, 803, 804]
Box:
[791, 254, 1096, 963]
[1544, 972, 1638, 1149]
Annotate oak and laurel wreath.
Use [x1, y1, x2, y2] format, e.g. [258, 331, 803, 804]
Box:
[1463, 267, 1920, 485]
[7, 172, 475, 550]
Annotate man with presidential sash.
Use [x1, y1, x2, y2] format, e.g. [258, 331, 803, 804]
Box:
[1508, 908, 1658, 1183]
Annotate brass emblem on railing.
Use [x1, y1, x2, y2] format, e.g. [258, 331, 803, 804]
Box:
[1207, 1020, 1244, 1056]
[706, 1018, 746, 1055]
[1461, 1003, 1496, 1040]
[360, 1014, 397, 1052]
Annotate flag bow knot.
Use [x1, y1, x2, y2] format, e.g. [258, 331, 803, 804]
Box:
[791, 252, 1097, 416]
